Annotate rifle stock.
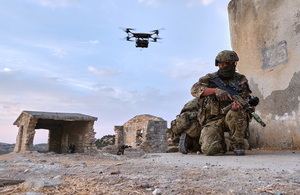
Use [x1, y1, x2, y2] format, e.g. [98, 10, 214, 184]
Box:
[220, 95, 266, 127]
[211, 76, 266, 127]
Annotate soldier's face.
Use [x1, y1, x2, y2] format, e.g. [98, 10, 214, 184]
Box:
[218, 62, 236, 68]
[218, 63, 228, 68]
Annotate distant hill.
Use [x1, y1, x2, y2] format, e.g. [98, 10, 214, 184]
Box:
[0, 142, 15, 155]
[0, 143, 48, 155]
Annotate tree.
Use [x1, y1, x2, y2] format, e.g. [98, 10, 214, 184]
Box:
[95, 135, 115, 149]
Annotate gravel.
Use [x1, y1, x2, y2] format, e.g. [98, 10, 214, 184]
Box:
[0, 149, 300, 194]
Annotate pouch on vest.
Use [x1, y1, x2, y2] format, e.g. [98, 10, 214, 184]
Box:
[210, 100, 220, 116]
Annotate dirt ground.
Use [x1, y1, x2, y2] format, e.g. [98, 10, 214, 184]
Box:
[0, 149, 300, 195]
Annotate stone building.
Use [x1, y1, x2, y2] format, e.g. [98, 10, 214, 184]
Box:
[13, 111, 98, 153]
[114, 114, 168, 153]
[228, 0, 300, 149]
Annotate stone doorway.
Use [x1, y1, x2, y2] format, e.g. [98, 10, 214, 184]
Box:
[13, 111, 98, 154]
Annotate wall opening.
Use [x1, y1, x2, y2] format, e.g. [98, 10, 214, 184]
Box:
[33, 129, 49, 144]
[136, 129, 143, 146]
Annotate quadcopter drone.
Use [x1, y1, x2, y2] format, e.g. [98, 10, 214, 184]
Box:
[121, 28, 162, 48]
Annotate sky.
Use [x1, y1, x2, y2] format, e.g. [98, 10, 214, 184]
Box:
[0, 0, 231, 144]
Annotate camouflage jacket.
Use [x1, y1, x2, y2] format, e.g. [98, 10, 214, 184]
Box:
[191, 71, 252, 126]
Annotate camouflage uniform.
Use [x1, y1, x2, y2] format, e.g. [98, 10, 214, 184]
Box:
[167, 98, 202, 152]
[191, 71, 252, 155]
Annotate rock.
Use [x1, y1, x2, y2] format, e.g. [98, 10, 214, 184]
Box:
[23, 179, 44, 190]
[23, 178, 62, 190]
[141, 182, 150, 188]
[102, 145, 119, 155]
[20, 192, 45, 195]
[152, 188, 162, 195]
[42, 178, 63, 187]
[124, 147, 145, 158]
[53, 175, 62, 179]
[110, 168, 121, 175]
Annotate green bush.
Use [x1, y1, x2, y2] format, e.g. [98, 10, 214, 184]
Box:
[95, 135, 115, 149]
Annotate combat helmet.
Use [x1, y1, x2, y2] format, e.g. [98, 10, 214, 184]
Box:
[215, 50, 239, 66]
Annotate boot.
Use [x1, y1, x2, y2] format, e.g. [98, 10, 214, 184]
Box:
[178, 133, 189, 154]
[233, 144, 245, 155]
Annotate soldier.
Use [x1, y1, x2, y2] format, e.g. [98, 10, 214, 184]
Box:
[190, 50, 254, 156]
[167, 98, 202, 154]
[117, 144, 132, 155]
[68, 144, 76, 153]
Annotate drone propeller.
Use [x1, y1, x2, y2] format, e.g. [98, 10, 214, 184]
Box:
[126, 28, 136, 33]
[120, 27, 135, 33]
[151, 37, 162, 42]
[119, 27, 136, 34]
[120, 36, 134, 42]
[126, 36, 134, 41]
[151, 28, 165, 35]
[152, 30, 159, 35]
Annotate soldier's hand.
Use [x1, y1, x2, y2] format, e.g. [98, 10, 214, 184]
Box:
[214, 88, 231, 101]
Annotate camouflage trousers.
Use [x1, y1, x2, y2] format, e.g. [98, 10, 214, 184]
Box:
[200, 110, 248, 156]
[183, 120, 202, 152]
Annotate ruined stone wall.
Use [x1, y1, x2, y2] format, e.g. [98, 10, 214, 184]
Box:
[60, 121, 97, 153]
[83, 121, 97, 153]
[123, 115, 165, 147]
[115, 115, 168, 153]
[48, 127, 62, 153]
[228, 0, 300, 149]
[114, 126, 124, 145]
[13, 113, 37, 153]
[141, 120, 168, 153]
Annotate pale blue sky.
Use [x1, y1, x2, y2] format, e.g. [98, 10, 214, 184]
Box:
[0, 0, 231, 143]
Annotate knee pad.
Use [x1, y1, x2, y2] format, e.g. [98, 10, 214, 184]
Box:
[204, 141, 222, 156]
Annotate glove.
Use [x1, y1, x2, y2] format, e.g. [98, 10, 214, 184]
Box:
[214, 88, 231, 101]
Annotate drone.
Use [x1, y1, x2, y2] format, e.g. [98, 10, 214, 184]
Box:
[121, 28, 162, 48]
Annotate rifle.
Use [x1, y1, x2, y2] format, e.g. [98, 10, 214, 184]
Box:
[211, 76, 266, 127]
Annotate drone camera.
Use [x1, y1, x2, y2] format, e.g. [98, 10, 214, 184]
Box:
[136, 39, 149, 48]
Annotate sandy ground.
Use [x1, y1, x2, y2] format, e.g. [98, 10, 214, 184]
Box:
[0, 149, 300, 194]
